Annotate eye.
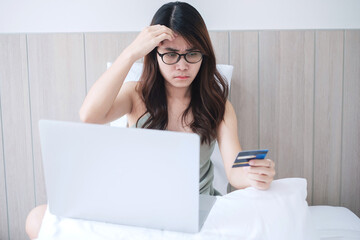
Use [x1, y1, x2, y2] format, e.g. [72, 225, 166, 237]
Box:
[187, 52, 201, 58]
[188, 52, 199, 56]
[164, 52, 178, 58]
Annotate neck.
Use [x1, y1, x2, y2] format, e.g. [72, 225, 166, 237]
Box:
[165, 84, 191, 101]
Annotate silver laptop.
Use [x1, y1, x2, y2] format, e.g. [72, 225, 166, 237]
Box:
[39, 119, 216, 233]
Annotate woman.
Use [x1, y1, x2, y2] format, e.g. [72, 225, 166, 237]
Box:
[26, 2, 275, 239]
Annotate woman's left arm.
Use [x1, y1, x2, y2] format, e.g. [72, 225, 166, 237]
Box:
[217, 100, 276, 190]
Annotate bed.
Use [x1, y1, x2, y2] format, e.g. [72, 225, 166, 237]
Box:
[37, 178, 360, 240]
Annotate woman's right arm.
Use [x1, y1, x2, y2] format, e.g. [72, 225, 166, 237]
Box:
[79, 51, 136, 124]
[79, 25, 175, 124]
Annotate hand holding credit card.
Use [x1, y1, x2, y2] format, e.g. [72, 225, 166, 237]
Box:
[232, 149, 269, 168]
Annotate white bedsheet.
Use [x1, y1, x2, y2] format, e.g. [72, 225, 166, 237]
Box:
[309, 206, 360, 239]
[37, 178, 318, 240]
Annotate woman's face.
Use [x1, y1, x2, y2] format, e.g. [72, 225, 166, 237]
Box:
[156, 35, 202, 92]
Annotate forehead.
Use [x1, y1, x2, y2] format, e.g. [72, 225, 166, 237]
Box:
[158, 35, 194, 51]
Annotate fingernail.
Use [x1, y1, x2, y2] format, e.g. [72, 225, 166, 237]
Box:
[249, 161, 254, 166]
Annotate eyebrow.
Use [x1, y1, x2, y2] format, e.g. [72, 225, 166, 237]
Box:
[164, 47, 197, 52]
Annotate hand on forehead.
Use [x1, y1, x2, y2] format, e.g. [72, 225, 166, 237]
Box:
[158, 35, 194, 52]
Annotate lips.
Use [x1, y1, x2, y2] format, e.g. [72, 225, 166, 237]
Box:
[175, 76, 190, 79]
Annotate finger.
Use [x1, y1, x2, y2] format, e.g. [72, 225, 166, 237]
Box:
[249, 159, 274, 168]
[147, 24, 167, 32]
[142, 25, 174, 41]
[248, 166, 275, 176]
[247, 172, 271, 183]
[249, 159, 266, 167]
[266, 159, 275, 168]
[153, 33, 175, 47]
[151, 25, 175, 39]
[250, 180, 270, 190]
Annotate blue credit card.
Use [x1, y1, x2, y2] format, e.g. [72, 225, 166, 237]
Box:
[232, 149, 269, 168]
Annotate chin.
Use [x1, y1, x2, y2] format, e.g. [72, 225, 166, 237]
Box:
[173, 81, 192, 89]
[166, 78, 194, 89]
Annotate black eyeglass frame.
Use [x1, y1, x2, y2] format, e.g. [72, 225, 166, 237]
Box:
[156, 50, 204, 65]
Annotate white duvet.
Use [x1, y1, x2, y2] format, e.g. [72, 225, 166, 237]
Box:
[38, 178, 318, 240]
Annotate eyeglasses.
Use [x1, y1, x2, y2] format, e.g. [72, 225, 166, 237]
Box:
[156, 51, 203, 65]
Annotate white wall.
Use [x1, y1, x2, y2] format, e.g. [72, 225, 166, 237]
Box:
[0, 0, 359, 33]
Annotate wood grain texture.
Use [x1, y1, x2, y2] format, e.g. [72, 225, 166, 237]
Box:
[341, 30, 360, 216]
[230, 31, 259, 150]
[313, 31, 344, 206]
[259, 31, 315, 204]
[1, 30, 360, 240]
[84, 32, 139, 92]
[0, 93, 8, 240]
[27, 34, 86, 205]
[209, 32, 229, 64]
[0, 34, 34, 240]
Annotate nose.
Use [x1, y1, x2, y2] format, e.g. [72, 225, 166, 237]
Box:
[175, 56, 189, 70]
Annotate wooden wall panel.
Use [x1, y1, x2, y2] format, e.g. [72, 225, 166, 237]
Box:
[1, 29, 360, 240]
[341, 30, 360, 216]
[230, 31, 259, 150]
[313, 31, 344, 206]
[0, 34, 34, 240]
[210, 32, 229, 64]
[0, 102, 8, 240]
[84, 33, 138, 92]
[27, 34, 86, 205]
[259, 31, 315, 203]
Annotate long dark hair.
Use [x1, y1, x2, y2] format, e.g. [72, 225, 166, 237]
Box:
[137, 1, 228, 145]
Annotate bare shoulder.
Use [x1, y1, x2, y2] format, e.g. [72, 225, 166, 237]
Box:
[217, 100, 238, 138]
[223, 100, 237, 123]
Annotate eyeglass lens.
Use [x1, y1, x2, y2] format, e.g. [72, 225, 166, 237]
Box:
[162, 52, 202, 64]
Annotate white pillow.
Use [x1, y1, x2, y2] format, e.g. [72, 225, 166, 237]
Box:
[203, 178, 318, 240]
[110, 62, 233, 195]
[216, 64, 233, 89]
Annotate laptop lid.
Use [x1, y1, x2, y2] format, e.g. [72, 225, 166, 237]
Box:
[39, 119, 204, 233]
